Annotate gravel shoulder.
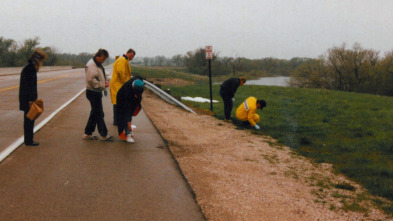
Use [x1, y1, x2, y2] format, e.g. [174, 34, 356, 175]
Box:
[142, 90, 390, 221]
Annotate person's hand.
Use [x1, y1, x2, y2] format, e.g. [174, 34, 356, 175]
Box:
[254, 124, 260, 130]
[105, 80, 109, 88]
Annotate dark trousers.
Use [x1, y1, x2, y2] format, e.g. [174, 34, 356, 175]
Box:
[84, 90, 108, 136]
[113, 104, 117, 125]
[23, 110, 35, 144]
[220, 91, 233, 120]
[116, 108, 132, 135]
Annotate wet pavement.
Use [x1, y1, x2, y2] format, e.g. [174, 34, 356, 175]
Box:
[0, 68, 205, 220]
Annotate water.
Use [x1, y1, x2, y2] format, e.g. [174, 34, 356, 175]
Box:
[245, 76, 290, 87]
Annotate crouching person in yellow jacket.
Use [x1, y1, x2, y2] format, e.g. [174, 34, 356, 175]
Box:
[236, 96, 266, 130]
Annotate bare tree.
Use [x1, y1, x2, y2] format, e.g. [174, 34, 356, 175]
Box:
[228, 52, 241, 75]
[17, 37, 40, 65]
[42, 46, 60, 66]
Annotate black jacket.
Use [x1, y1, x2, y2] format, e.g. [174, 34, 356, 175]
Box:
[19, 60, 38, 111]
[219, 78, 241, 98]
[116, 76, 144, 116]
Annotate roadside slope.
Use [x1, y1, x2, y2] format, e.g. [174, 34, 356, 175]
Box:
[142, 91, 389, 221]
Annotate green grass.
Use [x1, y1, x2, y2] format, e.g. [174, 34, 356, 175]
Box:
[132, 66, 208, 84]
[137, 67, 393, 214]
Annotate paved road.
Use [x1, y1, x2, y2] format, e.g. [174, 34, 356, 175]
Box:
[0, 68, 88, 153]
[0, 68, 205, 220]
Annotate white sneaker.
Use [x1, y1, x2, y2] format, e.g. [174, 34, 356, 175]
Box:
[100, 135, 114, 141]
[83, 134, 98, 140]
[126, 134, 135, 143]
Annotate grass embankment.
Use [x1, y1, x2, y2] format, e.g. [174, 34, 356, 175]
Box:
[134, 66, 393, 213]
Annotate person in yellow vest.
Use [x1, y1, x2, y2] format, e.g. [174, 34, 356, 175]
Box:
[110, 49, 135, 125]
[236, 96, 266, 130]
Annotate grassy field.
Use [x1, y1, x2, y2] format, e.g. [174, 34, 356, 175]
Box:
[135, 66, 393, 213]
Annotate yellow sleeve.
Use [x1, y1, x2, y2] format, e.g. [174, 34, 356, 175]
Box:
[247, 108, 257, 126]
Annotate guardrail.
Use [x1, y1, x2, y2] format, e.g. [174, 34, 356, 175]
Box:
[143, 80, 196, 114]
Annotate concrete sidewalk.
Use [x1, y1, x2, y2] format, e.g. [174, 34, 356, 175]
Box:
[0, 92, 205, 220]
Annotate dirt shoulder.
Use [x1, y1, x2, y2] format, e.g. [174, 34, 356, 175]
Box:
[142, 91, 390, 221]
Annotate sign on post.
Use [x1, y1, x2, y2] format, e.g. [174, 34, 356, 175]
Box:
[205, 46, 213, 59]
[205, 46, 213, 111]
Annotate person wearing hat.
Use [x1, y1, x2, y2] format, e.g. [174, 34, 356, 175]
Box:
[19, 49, 47, 146]
[236, 96, 266, 130]
[82, 49, 113, 141]
[110, 49, 135, 126]
[116, 76, 144, 143]
[219, 77, 246, 122]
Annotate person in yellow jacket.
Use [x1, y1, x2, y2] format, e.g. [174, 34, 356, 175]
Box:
[236, 96, 266, 130]
[110, 49, 135, 125]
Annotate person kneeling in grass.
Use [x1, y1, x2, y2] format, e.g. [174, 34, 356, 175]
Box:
[116, 76, 144, 143]
[236, 96, 266, 130]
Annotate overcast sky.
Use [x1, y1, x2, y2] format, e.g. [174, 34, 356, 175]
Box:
[1, 0, 393, 59]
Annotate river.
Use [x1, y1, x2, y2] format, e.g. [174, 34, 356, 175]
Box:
[245, 76, 291, 86]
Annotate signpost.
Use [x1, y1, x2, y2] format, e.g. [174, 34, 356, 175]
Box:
[205, 46, 213, 111]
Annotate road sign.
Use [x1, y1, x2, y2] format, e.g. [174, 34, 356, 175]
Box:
[206, 52, 213, 59]
[205, 46, 213, 110]
[205, 46, 212, 59]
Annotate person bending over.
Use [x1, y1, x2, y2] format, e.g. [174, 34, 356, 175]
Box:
[219, 77, 246, 122]
[116, 76, 144, 143]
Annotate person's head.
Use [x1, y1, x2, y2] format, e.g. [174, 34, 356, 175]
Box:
[132, 79, 144, 97]
[239, 77, 246, 86]
[94, 49, 109, 64]
[126, 49, 136, 61]
[256, 99, 267, 110]
[29, 49, 47, 70]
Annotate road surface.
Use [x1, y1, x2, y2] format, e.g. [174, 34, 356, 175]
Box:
[0, 67, 204, 220]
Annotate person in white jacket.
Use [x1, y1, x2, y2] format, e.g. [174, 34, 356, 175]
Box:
[83, 49, 113, 141]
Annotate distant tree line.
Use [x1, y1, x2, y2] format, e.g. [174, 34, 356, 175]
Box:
[290, 43, 393, 96]
[138, 55, 185, 67]
[141, 47, 310, 77]
[0, 36, 114, 68]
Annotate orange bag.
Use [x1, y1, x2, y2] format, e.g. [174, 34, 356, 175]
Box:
[26, 99, 44, 120]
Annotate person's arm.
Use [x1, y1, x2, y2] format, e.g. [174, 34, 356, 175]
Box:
[247, 108, 257, 126]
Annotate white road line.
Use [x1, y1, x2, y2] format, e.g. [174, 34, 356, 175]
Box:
[0, 88, 86, 162]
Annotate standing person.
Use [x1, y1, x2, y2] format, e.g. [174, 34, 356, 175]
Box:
[83, 49, 113, 141]
[236, 96, 266, 130]
[219, 77, 246, 122]
[110, 49, 135, 125]
[116, 76, 144, 143]
[19, 49, 47, 146]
